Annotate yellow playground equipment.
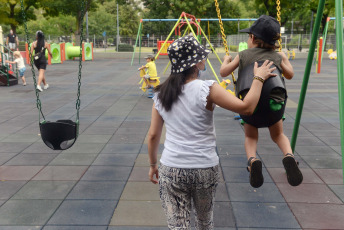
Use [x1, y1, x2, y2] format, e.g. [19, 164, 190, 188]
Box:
[139, 68, 160, 92]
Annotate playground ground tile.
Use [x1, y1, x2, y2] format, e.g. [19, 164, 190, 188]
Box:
[294, 145, 340, 156]
[212, 202, 236, 227]
[216, 135, 246, 145]
[276, 183, 343, 204]
[47, 200, 116, 226]
[0, 153, 17, 165]
[5, 153, 57, 166]
[256, 144, 284, 155]
[216, 144, 247, 155]
[108, 227, 168, 230]
[232, 202, 300, 229]
[120, 120, 151, 129]
[287, 136, 326, 146]
[301, 154, 343, 169]
[328, 185, 344, 203]
[0, 166, 43, 180]
[21, 143, 62, 154]
[219, 154, 248, 167]
[82, 125, 119, 135]
[226, 182, 285, 202]
[92, 153, 137, 166]
[43, 226, 106, 230]
[109, 200, 167, 226]
[66, 181, 125, 200]
[61, 143, 105, 154]
[267, 168, 323, 184]
[76, 134, 112, 143]
[12, 181, 76, 200]
[0, 142, 32, 153]
[317, 135, 342, 146]
[120, 182, 160, 201]
[128, 166, 151, 182]
[330, 145, 342, 155]
[139, 143, 164, 154]
[80, 166, 132, 181]
[32, 166, 88, 181]
[1, 134, 40, 143]
[115, 127, 148, 135]
[48, 153, 98, 166]
[100, 143, 142, 154]
[288, 203, 344, 229]
[0, 181, 27, 200]
[313, 169, 344, 184]
[0, 226, 42, 230]
[0, 199, 62, 225]
[215, 183, 230, 201]
[108, 133, 146, 144]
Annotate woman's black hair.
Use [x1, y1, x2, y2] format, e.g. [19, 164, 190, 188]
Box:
[36, 31, 45, 51]
[155, 66, 197, 111]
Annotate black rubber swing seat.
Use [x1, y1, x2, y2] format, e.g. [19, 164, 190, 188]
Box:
[236, 61, 287, 128]
[39, 120, 78, 150]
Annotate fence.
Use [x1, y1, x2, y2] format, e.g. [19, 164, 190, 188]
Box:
[3, 33, 338, 52]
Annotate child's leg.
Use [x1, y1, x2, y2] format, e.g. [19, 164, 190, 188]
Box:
[268, 119, 292, 155]
[244, 123, 258, 159]
[21, 76, 26, 84]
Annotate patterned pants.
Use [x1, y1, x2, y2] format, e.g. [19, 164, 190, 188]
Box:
[159, 164, 219, 230]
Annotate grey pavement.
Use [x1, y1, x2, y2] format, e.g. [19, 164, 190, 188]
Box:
[0, 56, 343, 229]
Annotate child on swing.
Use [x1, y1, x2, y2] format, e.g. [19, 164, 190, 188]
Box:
[220, 15, 303, 188]
[138, 54, 157, 89]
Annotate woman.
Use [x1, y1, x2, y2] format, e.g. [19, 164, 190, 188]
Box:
[148, 35, 276, 229]
[30, 30, 52, 92]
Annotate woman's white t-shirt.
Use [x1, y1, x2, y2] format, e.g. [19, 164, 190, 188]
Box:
[153, 79, 219, 168]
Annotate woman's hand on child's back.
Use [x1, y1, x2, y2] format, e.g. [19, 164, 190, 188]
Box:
[253, 60, 277, 81]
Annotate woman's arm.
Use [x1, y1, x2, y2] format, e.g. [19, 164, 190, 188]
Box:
[209, 60, 277, 115]
[220, 55, 239, 77]
[148, 104, 164, 184]
[278, 51, 294, 79]
[45, 42, 53, 57]
[30, 41, 36, 56]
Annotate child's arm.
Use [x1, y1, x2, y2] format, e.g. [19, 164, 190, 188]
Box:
[5, 60, 16, 64]
[220, 55, 239, 78]
[138, 65, 147, 70]
[278, 51, 294, 79]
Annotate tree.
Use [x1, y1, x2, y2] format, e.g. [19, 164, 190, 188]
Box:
[0, 0, 41, 33]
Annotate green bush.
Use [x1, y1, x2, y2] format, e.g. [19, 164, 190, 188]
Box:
[230, 45, 238, 52]
[117, 43, 134, 52]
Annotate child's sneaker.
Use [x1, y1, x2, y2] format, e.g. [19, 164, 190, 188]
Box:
[43, 84, 49, 90]
[23, 82, 26, 86]
[36, 85, 43, 92]
[282, 153, 303, 186]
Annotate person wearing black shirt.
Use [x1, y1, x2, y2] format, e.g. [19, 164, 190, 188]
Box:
[6, 30, 19, 51]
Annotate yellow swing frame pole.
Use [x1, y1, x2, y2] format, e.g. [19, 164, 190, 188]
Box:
[183, 15, 221, 84]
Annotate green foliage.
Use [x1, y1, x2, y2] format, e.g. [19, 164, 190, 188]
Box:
[230, 45, 238, 52]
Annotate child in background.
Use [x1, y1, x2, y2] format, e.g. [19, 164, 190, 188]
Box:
[220, 15, 303, 188]
[139, 54, 157, 89]
[6, 51, 27, 86]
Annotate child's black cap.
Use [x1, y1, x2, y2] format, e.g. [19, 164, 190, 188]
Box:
[239, 15, 280, 45]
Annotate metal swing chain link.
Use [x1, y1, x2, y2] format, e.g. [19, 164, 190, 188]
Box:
[20, 0, 45, 121]
[76, 0, 86, 122]
[214, 0, 236, 86]
[276, 0, 282, 52]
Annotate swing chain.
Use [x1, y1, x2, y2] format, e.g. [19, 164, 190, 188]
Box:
[76, 0, 86, 122]
[214, 0, 229, 55]
[20, 0, 45, 121]
[214, 0, 236, 87]
[276, 0, 282, 52]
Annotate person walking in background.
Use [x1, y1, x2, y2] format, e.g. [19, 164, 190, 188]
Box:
[5, 51, 27, 86]
[148, 35, 277, 229]
[30, 30, 52, 92]
[6, 29, 19, 51]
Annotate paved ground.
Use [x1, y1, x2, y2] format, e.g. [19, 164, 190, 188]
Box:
[0, 56, 343, 230]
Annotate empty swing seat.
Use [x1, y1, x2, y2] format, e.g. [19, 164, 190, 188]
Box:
[236, 61, 287, 128]
[40, 120, 78, 150]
